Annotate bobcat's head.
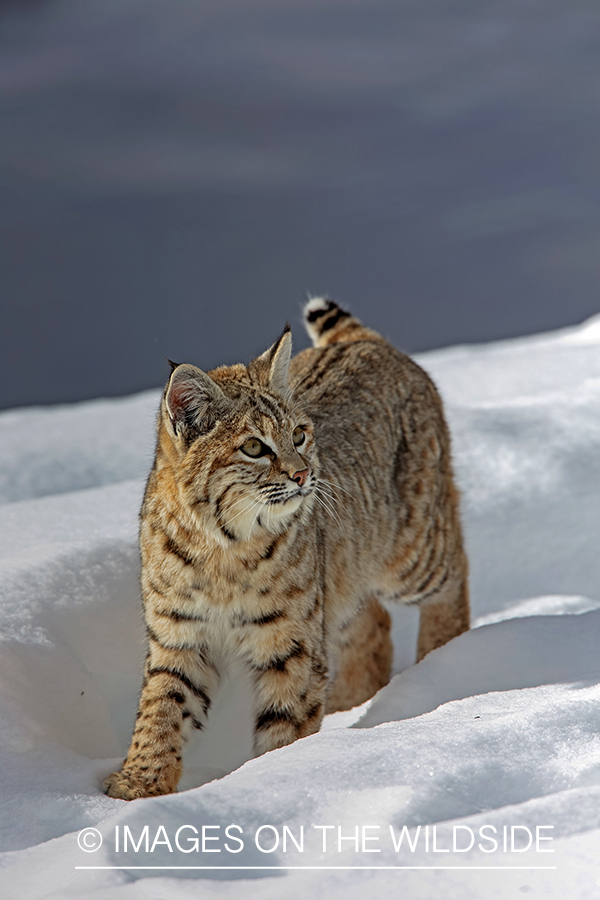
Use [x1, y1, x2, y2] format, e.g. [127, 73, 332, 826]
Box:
[158, 327, 318, 542]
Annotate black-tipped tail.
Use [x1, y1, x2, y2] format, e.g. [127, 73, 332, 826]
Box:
[304, 297, 353, 346]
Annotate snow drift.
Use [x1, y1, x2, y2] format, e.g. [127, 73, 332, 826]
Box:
[1, 315, 600, 898]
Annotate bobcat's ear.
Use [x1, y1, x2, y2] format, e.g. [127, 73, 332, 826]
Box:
[165, 364, 226, 437]
[252, 325, 292, 395]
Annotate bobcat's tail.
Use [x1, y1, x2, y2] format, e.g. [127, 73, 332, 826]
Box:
[303, 297, 380, 348]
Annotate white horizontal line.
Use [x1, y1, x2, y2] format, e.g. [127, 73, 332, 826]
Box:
[75, 866, 558, 871]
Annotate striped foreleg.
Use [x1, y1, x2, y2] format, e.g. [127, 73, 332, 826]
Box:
[103, 643, 219, 800]
[248, 638, 329, 755]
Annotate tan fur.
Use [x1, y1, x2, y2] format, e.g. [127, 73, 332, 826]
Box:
[104, 298, 469, 800]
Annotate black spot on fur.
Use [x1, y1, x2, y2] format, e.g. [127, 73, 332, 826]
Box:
[146, 623, 160, 643]
[158, 607, 207, 623]
[310, 657, 328, 679]
[255, 707, 298, 731]
[321, 307, 351, 332]
[146, 623, 195, 651]
[253, 609, 286, 626]
[165, 535, 196, 566]
[220, 524, 237, 542]
[306, 300, 335, 322]
[166, 690, 185, 704]
[147, 667, 211, 712]
[305, 702, 323, 721]
[254, 640, 305, 672]
[261, 539, 280, 561]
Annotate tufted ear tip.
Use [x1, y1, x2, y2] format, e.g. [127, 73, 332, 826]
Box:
[268, 327, 292, 395]
[250, 326, 293, 396]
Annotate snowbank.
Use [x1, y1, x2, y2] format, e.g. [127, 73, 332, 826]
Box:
[1, 315, 600, 898]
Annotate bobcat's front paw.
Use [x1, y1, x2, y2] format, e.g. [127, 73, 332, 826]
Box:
[103, 767, 177, 801]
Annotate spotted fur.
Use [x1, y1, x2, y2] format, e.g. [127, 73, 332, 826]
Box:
[104, 299, 469, 800]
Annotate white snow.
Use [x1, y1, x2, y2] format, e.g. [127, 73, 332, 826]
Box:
[2, 316, 600, 899]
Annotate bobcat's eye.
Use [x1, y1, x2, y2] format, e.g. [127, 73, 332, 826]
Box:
[292, 426, 305, 447]
[241, 438, 266, 458]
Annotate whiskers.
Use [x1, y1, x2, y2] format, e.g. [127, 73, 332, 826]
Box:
[259, 484, 296, 505]
[317, 476, 356, 501]
[220, 493, 263, 537]
[214, 476, 351, 539]
[313, 478, 347, 534]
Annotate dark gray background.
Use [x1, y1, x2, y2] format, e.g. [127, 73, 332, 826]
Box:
[2, 0, 600, 410]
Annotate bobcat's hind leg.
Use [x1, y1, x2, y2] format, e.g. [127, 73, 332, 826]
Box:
[326, 597, 393, 714]
[416, 574, 469, 663]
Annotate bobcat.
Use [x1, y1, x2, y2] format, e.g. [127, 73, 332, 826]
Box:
[104, 298, 469, 800]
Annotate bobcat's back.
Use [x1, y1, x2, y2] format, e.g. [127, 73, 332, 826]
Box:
[291, 299, 466, 636]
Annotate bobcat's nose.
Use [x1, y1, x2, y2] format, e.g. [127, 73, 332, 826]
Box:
[290, 468, 309, 487]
